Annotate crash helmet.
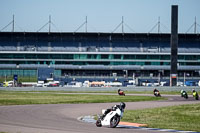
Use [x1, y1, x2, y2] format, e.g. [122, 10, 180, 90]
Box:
[192, 89, 195, 92]
[120, 102, 126, 109]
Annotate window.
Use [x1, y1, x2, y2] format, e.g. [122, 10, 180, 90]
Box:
[114, 55, 121, 59]
[101, 54, 109, 59]
[161, 55, 170, 60]
[136, 55, 146, 59]
[124, 55, 135, 60]
[62, 54, 73, 59]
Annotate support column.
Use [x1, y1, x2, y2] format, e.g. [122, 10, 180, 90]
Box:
[170, 5, 178, 86]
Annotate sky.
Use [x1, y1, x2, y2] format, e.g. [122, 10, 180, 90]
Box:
[0, 0, 200, 33]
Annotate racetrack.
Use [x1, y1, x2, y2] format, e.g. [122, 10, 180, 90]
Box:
[0, 94, 199, 133]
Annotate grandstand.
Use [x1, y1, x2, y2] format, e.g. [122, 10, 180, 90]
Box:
[0, 32, 200, 83]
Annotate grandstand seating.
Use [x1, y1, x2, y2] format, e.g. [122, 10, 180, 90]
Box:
[0, 41, 199, 53]
[0, 34, 199, 53]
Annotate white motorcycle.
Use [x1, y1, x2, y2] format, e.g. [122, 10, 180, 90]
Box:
[96, 102, 125, 128]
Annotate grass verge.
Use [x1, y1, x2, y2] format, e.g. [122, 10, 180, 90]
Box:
[0, 91, 164, 105]
[0, 90, 181, 95]
[122, 103, 200, 132]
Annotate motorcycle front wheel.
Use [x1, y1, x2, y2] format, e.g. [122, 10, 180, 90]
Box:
[96, 118, 102, 127]
[110, 115, 120, 128]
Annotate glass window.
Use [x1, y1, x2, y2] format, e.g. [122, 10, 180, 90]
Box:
[79, 54, 87, 59]
[145, 62, 151, 65]
[25, 54, 37, 59]
[114, 55, 121, 59]
[136, 55, 146, 59]
[185, 55, 193, 60]
[147, 55, 160, 59]
[124, 55, 135, 60]
[101, 54, 109, 59]
[178, 55, 184, 60]
[62, 54, 73, 59]
[0, 54, 13, 59]
[13, 54, 24, 59]
[109, 55, 113, 59]
[151, 62, 160, 65]
[87, 54, 96, 59]
[96, 55, 101, 59]
[74, 54, 79, 59]
[51, 54, 61, 59]
[37, 54, 49, 59]
[161, 55, 170, 60]
[163, 62, 170, 65]
[136, 62, 145, 65]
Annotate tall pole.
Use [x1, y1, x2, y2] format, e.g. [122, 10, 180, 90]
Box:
[85, 16, 87, 33]
[158, 17, 160, 33]
[12, 15, 14, 32]
[49, 15, 51, 33]
[170, 5, 178, 86]
[194, 16, 197, 34]
[122, 16, 124, 33]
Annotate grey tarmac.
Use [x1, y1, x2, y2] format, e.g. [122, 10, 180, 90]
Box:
[0, 94, 200, 133]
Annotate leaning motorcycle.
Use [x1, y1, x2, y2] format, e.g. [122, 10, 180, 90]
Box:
[154, 91, 161, 97]
[181, 90, 188, 99]
[193, 91, 199, 100]
[96, 103, 125, 128]
[118, 90, 125, 96]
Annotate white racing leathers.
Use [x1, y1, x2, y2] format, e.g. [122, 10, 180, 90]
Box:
[96, 106, 124, 128]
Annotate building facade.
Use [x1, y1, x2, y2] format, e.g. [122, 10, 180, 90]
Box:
[0, 32, 200, 80]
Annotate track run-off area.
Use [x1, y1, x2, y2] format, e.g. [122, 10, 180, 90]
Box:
[0, 90, 200, 133]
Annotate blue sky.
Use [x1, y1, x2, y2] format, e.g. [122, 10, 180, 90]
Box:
[0, 0, 200, 33]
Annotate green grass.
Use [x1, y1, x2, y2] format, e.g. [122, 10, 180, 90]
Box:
[123, 91, 181, 95]
[0, 91, 164, 105]
[7, 90, 181, 95]
[123, 103, 200, 132]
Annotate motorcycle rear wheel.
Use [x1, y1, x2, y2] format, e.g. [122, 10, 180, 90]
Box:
[110, 115, 120, 128]
[195, 96, 199, 100]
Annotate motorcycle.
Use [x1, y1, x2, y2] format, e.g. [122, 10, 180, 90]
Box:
[193, 91, 199, 100]
[96, 102, 125, 128]
[118, 89, 125, 96]
[154, 91, 161, 97]
[181, 90, 188, 99]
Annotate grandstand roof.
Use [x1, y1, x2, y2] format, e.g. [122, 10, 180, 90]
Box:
[0, 32, 199, 42]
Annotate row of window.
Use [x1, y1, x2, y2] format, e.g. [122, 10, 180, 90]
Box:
[0, 69, 37, 76]
[1, 61, 200, 66]
[0, 69, 61, 77]
[0, 53, 200, 60]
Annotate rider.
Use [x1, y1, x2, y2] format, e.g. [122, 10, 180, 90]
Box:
[154, 88, 158, 92]
[181, 89, 187, 97]
[153, 88, 159, 93]
[118, 89, 121, 94]
[101, 102, 126, 120]
[118, 88, 124, 95]
[192, 89, 198, 97]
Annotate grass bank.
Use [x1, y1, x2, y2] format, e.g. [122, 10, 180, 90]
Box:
[123, 103, 200, 132]
[0, 91, 164, 105]
[6, 90, 181, 95]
